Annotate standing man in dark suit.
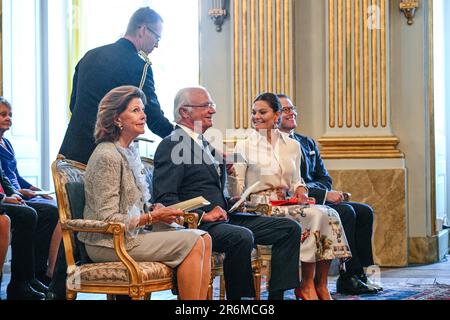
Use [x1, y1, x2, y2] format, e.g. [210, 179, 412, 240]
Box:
[49, 7, 174, 300]
[152, 87, 302, 300]
[59, 7, 174, 165]
[277, 94, 382, 295]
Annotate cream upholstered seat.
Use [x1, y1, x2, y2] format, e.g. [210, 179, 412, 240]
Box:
[52, 155, 178, 300]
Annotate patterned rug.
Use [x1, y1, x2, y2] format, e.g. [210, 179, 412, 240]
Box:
[213, 278, 450, 300]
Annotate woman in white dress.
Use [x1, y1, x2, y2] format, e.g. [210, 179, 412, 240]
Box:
[228, 93, 352, 300]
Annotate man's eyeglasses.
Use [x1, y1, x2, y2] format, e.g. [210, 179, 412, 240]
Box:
[183, 102, 217, 110]
[144, 25, 161, 42]
[281, 106, 297, 114]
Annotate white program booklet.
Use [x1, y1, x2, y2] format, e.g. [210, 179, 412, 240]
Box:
[229, 181, 261, 213]
[34, 190, 56, 196]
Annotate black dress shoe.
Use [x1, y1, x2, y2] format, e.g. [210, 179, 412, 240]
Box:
[29, 278, 49, 294]
[7, 282, 46, 300]
[46, 291, 66, 300]
[357, 273, 383, 291]
[336, 275, 378, 295]
[36, 275, 52, 287]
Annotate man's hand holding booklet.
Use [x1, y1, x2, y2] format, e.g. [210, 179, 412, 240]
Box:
[228, 181, 261, 216]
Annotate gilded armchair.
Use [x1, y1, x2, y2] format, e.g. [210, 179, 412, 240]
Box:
[52, 155, 178, 300]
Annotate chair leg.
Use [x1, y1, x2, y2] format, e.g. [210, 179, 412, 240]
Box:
[107, 294, 115, 300]
[265, 261, 271, 292]
[219, 275, 226, 300]
[145, 293, 152, 300]
[254, 270, 261, 300]
[207, 275, 214, 300]
[66, 290, 77, 300]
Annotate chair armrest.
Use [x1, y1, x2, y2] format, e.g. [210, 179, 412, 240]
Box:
[184, 212, 199, 229]
[62, 219, 143, 285]
[63, 219, 113, 233]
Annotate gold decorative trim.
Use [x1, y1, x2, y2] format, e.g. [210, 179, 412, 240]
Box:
[328, 0, 389, 131]
[284, 0, 290, 96]
[346, 0, 352, 128]
[234, 0, 240, 129]
[329, 0, 336, 128]
[381, 0, 387, 127]
[337, 0, 344, 128]
[276, 0, 282, 93]
[318, 136, 405, 159]
[354, 0, 361, 128]
[267, 0, 274, 92]
[242, 0, 249, 129]
[259, 0, 265, 93]
[251, 0, 257, 103]
[363, 0, 370, 127]
[233, 0, 293, 129]
[371, 0, 378, 128]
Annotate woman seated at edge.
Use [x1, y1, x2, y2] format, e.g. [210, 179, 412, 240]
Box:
[0, 212, 10, 299]
[0, 97, 61, 285]
[78, 85, 211, 300]
[227, 93, 352, 300]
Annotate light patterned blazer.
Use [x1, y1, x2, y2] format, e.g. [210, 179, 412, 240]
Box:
[78, 142, 144, 250]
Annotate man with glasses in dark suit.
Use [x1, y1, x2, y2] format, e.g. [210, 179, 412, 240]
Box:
[152, 87, 302, 300]
[277, 94, 382, 295]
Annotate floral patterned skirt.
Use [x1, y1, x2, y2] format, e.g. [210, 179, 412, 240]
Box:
[250, 190, 352, 263]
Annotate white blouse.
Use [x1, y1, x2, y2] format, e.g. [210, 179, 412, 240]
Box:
[228, 129, 306, 198]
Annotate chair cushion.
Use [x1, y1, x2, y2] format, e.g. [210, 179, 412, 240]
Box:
[66, 182, 85, 220]
[65, 182, 92, 264]
[67, 261, 173, 289]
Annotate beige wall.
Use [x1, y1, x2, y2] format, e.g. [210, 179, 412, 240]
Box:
[199, 0, 234, 134]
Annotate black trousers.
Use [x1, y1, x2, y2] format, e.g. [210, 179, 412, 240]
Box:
[203, 215, 301, 299]
[329, 202, 374, 275]
[1, 201, 58, 283]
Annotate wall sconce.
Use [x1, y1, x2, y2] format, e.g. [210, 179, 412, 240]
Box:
[208, 0, 228, 32]
[399, 0, 419, 26]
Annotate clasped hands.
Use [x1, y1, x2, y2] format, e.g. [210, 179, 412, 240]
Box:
[294, 186, 310, 205]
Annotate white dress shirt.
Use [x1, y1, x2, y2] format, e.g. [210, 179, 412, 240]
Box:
[228, 129, 306, 198]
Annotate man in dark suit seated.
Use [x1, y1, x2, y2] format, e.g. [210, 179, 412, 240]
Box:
[277, 94, 382, 295]
[0, 167, 56, 300]
[152, 87, 302, 300]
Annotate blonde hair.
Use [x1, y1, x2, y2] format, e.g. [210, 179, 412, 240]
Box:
[95, 86, 146, 144]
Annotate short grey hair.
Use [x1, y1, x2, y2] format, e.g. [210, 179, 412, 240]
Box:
[125, 7, 163, 36]
[173, 86, 207, 123]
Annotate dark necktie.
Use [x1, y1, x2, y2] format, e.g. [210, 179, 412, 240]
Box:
[198, 135, 220, 176]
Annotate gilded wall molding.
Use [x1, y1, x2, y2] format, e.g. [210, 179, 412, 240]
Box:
[233, 0, 293, 129]
[318, 136, 404, 159]
[328, 0, 388, 129]
[323, 0, 402, 159]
